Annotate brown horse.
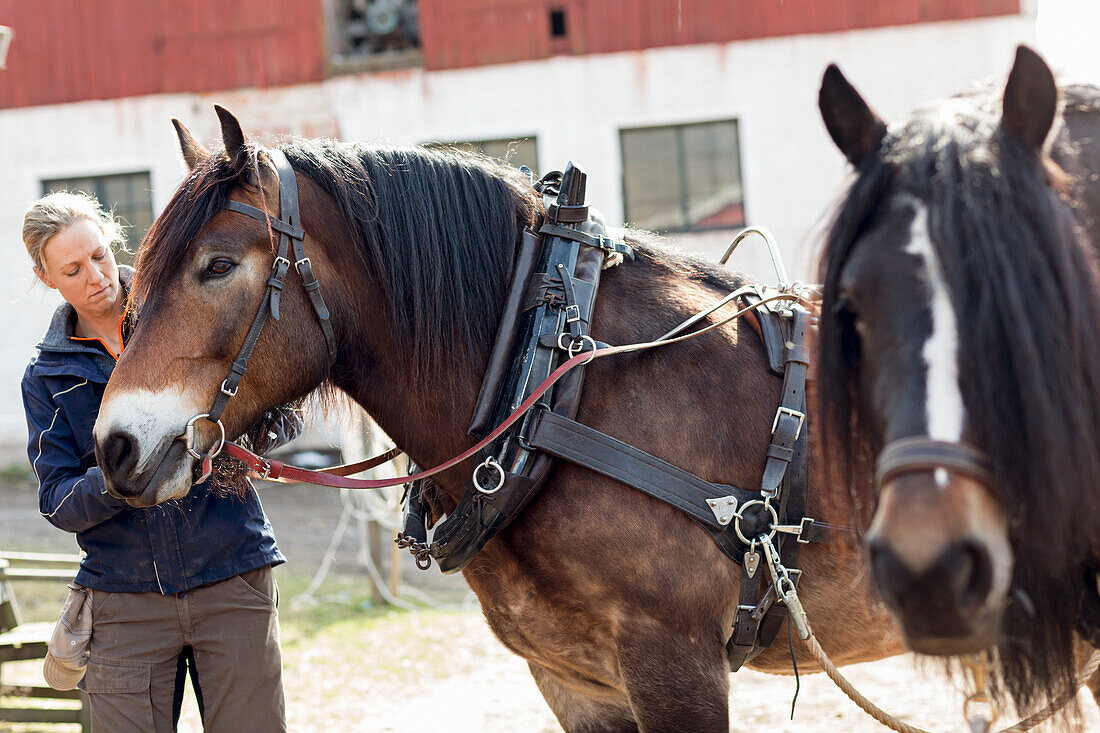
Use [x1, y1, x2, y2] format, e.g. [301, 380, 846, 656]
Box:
[816, 46, 1100, 712]
[93, 107, 902, 731]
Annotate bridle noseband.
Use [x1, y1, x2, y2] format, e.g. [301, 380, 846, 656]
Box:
[183, 148, 338, 468]
[874, 436, 995, 490]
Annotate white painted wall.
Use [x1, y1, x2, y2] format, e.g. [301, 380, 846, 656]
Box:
[0, 14, 1037, 461]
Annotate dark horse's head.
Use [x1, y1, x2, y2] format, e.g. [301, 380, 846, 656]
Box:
[94, 106, 538, 506]
[817, 45, 1100, 706]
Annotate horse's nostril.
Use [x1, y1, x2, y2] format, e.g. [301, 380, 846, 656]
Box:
[951, 539, 994, 612]
[101, 430, 137, 477]
[866, 537, 912, 605]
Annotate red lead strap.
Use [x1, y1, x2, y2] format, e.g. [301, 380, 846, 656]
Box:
[223, 345, 599, 489]
[218, 292, 805, 490]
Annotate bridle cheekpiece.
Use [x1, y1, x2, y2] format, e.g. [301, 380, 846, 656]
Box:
[182, 147, 337, 477]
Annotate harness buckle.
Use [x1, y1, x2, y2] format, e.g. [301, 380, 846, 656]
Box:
[771, 406, 805, 440]
[220, 379, 238, 398]
[564, 304, 581, 323]
[773, 517, 816, 544]
[272, 256, 291, 272]
[294, 257, 312, 274]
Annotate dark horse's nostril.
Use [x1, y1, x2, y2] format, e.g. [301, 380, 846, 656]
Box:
[867, 537, 910, 604]
[951, 539, 994, 612]
[101, 430, 138, 478]
[867, 535, 995, 621]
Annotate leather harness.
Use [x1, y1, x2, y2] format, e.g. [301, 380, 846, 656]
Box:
[194, 153, 845, 669]
[398, 164, 843, 668]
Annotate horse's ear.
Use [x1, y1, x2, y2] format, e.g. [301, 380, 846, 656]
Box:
[818, 64, 887, 166]
[171, 118, 209, 171]
[214, 104, 251, 178]
[1002, 45, 1058, 153]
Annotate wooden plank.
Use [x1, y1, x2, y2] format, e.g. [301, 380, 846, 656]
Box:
[0, 708, 83, 724]
[0, 552, 82, 566]
[0, 684, 82, 701]
[0, 569, 76, 582]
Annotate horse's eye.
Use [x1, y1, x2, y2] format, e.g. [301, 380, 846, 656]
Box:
[833, 294, 858, 318]
[205, 259, 235, 278]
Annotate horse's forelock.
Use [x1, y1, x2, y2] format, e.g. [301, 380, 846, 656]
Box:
[130, 146, 261, 313]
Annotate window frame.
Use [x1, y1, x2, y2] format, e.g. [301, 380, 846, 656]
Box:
[619, 118, 746, 234]
[40, 170, 155, 265]
[421, 135, 539, 175]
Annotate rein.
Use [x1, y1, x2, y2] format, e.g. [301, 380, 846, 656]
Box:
[215, 290, 808, 489]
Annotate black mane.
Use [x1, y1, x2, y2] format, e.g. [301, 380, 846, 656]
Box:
[818, 90, 1100, 710]
[135, 138, 542, 380]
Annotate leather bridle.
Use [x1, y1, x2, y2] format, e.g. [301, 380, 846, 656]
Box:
[874, 436, 995, 490]
[182, 148, 337, 469]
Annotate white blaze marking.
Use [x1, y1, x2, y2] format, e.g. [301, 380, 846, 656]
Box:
[94, 387, 204, 474]
[903, 200, 966, 488]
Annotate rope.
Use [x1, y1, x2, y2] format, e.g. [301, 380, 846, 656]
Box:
[797, 608, 1100, 733]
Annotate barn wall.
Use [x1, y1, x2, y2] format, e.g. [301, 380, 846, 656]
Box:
[418, 0, 1021, 69]
[0, 12, 1035, 459]
[0, 0, 326, 109]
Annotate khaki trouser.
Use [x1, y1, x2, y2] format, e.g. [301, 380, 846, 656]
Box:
[81, 566, 285, 732]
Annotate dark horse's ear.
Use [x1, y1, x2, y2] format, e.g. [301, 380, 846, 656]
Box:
[818, 64, 887, 166]
[214, 104, 252, 180]
[1002, 45, 1058, 153]
[171, 118, 209, 171]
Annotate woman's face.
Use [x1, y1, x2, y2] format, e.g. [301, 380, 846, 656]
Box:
[36, 218, 121, 318]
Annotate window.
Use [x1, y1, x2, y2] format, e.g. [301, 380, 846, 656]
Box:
[549, 9, 567, 38]
[424, 137, 539, 176]
[329, 0, 421, 73]
[620, 120, 744, 232]
[41, 172, 154, 266]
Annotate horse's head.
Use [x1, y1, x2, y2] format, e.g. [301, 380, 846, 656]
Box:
[817, 45, 1100, 680]
[94, 108, 335, 506]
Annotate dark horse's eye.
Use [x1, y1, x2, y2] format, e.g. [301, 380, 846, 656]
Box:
[205, 259, 235, 278]
[832, 294, 858, 318]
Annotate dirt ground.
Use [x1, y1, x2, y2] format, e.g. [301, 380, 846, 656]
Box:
[3, 477, 1100, 732]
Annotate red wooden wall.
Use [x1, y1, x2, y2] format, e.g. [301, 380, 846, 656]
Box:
[0, 0, 1020, 109]
[418, 0, 1022, 71]
[0, 0, 325, 109]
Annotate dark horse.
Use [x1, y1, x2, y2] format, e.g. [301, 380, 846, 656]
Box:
[817, 45, 1100, 712]
[92, 108, 903, 729]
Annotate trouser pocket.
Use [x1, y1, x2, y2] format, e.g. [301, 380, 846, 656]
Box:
[82, 656, 155, 731]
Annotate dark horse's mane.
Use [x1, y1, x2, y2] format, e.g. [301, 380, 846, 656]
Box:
[134, 137, 543, 381]
[818, 89, 1100, 709]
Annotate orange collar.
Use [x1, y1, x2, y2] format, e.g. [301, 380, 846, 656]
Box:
[70, 312, 128, 360]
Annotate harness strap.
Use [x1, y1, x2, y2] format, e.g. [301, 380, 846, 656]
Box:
[209, 288, 275, 423]
[875, 437, 994, 488]
[524, 410, 758, 529]
[728, 303, 814, 671]
[761, 307, 812, 497]
[206, 148, 338, 425]
[224, 201, 305, 240]
[538, 223, 635, 259]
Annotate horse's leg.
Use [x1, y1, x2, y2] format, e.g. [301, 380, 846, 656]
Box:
[527, 662, 639, 733]
[616, 630, 729, 733]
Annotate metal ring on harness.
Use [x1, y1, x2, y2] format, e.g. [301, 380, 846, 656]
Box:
[184, 413, 226, 461]
[733, 499, 779, 545]
[567, 333, 597, 360]
[472, 457, 506, 495]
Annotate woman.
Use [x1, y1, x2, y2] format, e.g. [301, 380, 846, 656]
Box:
[20, 191, 288, 732]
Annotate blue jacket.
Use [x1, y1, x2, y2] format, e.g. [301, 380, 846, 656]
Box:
[21, 269, 284, 593]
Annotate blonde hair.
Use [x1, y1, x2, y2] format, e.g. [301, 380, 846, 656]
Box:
[22, 191, 125, 272]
